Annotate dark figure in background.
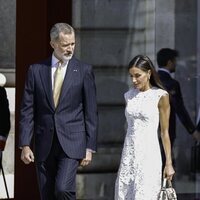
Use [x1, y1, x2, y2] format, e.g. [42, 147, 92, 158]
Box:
[19, 23, 98, 200]
[0, 86, 10, 199]
[157, 48, 199, 148]
[0, 86, 11, 152]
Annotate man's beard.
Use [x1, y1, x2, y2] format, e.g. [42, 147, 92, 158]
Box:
[62, 55, 72, 62]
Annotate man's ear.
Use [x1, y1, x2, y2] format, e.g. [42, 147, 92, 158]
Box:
[50, 40, 56, 49]
[167, 60, 173, 67]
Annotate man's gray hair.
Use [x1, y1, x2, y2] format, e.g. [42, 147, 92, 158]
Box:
[50, 23, 75, 41]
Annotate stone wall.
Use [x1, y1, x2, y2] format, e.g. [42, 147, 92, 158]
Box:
[0, 0, 16, 86]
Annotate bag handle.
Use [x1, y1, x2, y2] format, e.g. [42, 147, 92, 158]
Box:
[162, 178, 173, 188]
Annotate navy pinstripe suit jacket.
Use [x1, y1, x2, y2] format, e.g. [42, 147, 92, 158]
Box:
[19, 56, 98, 161]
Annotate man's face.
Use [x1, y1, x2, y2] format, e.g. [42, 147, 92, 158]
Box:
[51, 32, 75, 62]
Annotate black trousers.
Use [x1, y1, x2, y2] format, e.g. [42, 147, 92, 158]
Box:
[36, 134, 79, 200]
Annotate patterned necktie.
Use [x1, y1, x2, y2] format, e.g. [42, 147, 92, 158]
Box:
[53, 61, 64, 108]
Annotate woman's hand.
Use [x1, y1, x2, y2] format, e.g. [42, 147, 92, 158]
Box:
[164, 164, 175, 180]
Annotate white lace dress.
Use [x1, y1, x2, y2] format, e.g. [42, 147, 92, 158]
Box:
[115, 87, 168, 200]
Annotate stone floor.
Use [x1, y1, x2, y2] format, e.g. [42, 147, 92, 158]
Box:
[0, 174, 14, 199]
[177, 194, 200, 200]
[0, 174, 200, 199]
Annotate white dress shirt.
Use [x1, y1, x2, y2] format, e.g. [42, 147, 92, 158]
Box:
[158, 68, 175, 78]
[51, 54, 68, 90]
[158, 68, 171, 76]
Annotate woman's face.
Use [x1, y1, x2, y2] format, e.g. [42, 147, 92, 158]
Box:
[129, 66, 151, 91]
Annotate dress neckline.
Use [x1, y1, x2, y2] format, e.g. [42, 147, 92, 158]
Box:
[136, 87, 155, 93]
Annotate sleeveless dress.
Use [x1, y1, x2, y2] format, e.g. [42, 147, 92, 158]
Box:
[115, 87, 168, 200]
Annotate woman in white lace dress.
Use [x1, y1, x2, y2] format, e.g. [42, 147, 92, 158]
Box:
[115, 55, 175, 200]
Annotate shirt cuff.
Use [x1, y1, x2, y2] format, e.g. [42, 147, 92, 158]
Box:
[86, 148, 96, 153]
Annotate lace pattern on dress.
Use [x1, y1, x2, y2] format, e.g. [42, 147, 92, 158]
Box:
[115, 87, 168, 200]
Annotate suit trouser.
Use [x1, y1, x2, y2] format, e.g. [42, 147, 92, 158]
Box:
[36, 134, 79, 200]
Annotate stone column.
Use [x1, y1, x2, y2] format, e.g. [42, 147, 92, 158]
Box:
[155, 0, 175, 58]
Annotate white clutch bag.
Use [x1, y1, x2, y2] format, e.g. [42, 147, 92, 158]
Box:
[158, 178, 177, 200]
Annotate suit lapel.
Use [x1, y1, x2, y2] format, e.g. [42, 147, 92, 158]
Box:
[39, 61, 55, 110]
[58, 58, 77, 107]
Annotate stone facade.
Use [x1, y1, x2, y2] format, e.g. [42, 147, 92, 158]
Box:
[73, 0, 157, 199]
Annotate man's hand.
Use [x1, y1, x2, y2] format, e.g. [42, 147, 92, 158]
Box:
[192, 130, 200, 142]
[79, 150, 92, 167]
[21, 146, 34, 164]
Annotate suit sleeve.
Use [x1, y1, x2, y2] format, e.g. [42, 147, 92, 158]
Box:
[170, 81, 195, 134]
[0, 87, 10, 138]
[83, 65, 98, 151]
[19, 65, 35, 147]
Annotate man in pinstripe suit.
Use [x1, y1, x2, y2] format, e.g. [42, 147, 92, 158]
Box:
[19, 23, 98, 200]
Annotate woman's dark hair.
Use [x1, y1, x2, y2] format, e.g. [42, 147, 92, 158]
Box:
[128, 55, 164, 89]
